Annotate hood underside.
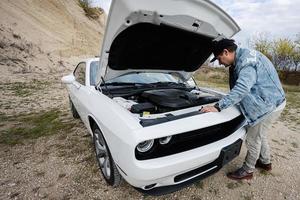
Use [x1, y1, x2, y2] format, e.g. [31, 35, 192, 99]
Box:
[108, 22, 214, 72]
[98, 0, 240, 82]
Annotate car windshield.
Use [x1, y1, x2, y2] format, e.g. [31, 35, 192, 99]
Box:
[105, 73, 184, 85]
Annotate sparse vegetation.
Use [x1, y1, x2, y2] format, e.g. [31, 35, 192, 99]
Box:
[0, 112, 9, 123]
[0, 40, 6, 49]
[58, 173, 67, 179]
[226, 182, 242, 189]
[208, 188, 219, 195]
[280, 84, 300, 127]
[0, 109, 76, 145]
[291, 142, 299, 148]
[194, 66, 229, 92]
[194, 181, 204, 189]
[272, 139, 280, 144]
[10, 192, 20, 199]
[195, 67, 229, 85]
[288, 148, 296, 153]
[0, 79, 50, 97]
[259, 170, 272, 176]
[36, 171, 46, 177]
[12, 33, 21, 39]
[58, 60, 66, 68]
[78, 0, 103, 20]
[241, 194, 254, 200]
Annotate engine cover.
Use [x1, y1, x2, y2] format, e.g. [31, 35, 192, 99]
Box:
[141, 89, 219, 109]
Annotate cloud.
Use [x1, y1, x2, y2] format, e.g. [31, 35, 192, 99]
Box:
[211, 0, 300, 45]
[92, 0, 299, 46]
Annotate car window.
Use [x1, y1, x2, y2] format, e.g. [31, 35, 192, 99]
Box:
[90, 61, 99, 86]
[74, 62, 86, 85]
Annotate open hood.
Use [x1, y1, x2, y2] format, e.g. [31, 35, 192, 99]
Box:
[98, 0, 240, 82]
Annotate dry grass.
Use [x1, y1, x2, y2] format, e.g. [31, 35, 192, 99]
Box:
[280, 84, 300, 128]
[226, 182, 243, 189]
[0, 80, 50, 97]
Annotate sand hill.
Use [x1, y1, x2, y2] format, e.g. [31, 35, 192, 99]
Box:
[0, 0, 106, 81]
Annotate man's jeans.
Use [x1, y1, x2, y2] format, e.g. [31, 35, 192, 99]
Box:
[242, 109, 283, 173]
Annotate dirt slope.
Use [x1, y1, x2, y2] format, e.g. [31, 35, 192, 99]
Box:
[0, 0, 105, 56]
[0, 0, 105, 82]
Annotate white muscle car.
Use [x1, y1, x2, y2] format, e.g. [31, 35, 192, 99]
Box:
[62, 0, 246, 195]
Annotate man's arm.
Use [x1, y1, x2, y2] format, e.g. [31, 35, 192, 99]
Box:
[201, 66, 257, 113]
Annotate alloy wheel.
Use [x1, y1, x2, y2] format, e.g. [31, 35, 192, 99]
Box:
[94, 129, 111, 179]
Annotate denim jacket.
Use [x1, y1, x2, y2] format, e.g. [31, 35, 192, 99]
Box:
[218, 47, 285, 126]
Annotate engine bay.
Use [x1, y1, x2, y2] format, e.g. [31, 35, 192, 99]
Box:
[112, 88, 220, 115]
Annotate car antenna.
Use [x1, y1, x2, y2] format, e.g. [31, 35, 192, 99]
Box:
[101, 76, 113, 98]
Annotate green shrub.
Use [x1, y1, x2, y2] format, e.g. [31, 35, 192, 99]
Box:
[78, 0, 103, 20]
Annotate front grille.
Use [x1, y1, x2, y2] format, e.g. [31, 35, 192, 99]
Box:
[174, 161, 219, 183]
[135, 115, 245, 160]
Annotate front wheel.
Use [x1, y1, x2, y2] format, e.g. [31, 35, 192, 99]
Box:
[93, 125, 122, 187]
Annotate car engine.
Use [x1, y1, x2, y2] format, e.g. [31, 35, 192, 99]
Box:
[113, 88, 220, 114]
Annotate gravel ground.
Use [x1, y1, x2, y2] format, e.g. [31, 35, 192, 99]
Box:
[0, 76, 299, 200]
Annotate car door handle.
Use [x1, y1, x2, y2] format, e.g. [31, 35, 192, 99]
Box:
[72, 82, 81, 89]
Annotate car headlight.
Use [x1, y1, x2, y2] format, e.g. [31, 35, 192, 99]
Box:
[137, 139, 154, 153]
[159, 136, 172, 145]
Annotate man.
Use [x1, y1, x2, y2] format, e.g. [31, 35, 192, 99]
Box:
[201, 39, 286, 180]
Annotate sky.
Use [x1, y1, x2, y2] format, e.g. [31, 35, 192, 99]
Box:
[91, 0, 300, 47]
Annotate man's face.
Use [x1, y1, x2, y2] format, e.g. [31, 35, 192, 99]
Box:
[216, 49, 234, 67]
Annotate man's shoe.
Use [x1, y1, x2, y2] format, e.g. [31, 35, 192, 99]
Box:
[255, 160, 272, 171]
[227, 167, 253, 180]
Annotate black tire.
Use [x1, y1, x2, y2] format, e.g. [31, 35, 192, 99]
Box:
[92, 124, 122, 187]
[69, 97, 80, 119]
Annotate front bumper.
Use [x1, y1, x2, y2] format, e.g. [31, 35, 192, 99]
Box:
[117, 126, 246, 193]
[136, 139, 243, 195]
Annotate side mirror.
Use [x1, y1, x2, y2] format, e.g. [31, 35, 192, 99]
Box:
[61, 74, 75, 84]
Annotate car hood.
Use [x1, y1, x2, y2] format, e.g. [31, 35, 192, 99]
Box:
[98, 0, 240, 82]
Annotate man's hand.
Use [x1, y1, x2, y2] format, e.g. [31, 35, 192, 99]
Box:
[200, 106, 219, 113]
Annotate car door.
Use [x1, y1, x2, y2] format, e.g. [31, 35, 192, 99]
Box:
[70, 62, 90, 126]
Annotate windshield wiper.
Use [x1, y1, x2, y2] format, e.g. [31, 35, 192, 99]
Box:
[152, 82, 187, 87]
[101, 82, 189, 89]
[100, 82, 153, 87]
